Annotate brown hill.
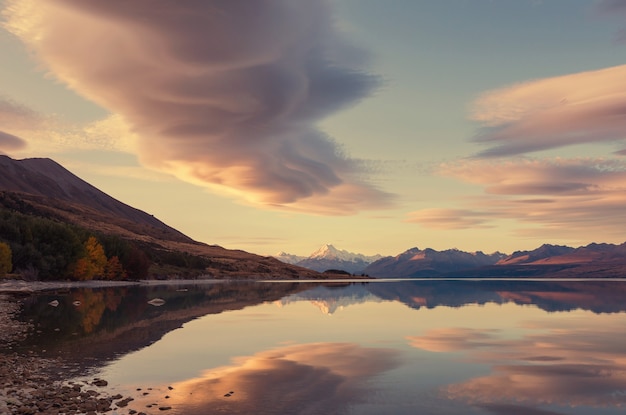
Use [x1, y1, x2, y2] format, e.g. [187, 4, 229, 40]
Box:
[0, 155, 323, 280]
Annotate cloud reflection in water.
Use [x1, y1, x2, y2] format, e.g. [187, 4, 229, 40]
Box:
[147, 342, 400, 415]
[408, 319, 626, 411]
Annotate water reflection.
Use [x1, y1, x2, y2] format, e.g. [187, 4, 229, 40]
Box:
[367, 280, 626, 313]
[132, 342, 400, 415]
[410, 317, 626, 411]
[6, 280, 626, 414]
[10, 282, 312, 363]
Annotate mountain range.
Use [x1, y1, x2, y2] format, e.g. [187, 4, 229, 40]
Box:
[278, 242, 626, 278]
[274, 244, 382, 274]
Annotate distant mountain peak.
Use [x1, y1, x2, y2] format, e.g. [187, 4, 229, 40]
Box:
[273, 244, 383, 274]
[273, 251, 306, 265]
[310, 244, 344, 259]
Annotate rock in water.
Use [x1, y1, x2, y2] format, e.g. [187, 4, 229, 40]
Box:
[147, 298, 166, 306]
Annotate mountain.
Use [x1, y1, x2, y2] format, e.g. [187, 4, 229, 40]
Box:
[274, 244, 383, 274]
[365, 247, 505, 278]
[273, 252, 306, 265]
[366, 243, 626, 279]
[0, 155, 324, 280]
[497, 244, 575, 265]
[0, 155, 192, 243]
[497, 243, 626, 266]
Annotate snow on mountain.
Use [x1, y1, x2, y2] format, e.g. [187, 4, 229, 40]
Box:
[273, 244, 383, 274]
[309, 244, 382, 263]
[273, 251, 306, 265]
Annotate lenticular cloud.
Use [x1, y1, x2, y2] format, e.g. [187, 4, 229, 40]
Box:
[3, 0, 392, 213]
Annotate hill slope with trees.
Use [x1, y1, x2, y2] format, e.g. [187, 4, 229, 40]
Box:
[0, 156, 322, 281]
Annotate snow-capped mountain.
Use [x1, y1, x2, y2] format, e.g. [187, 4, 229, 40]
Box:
[273, 251, 306, 265]
[274, 244, 383, 274]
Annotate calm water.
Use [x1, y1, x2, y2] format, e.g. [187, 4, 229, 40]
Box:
[9, 279, 626, 415]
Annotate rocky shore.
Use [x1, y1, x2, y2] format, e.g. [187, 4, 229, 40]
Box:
[0, 294, 172, 415]
[1, 353, 135, 415]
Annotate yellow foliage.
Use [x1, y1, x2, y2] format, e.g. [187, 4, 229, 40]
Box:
[73, 236, 107, 280]
[105, 256, 127, 280]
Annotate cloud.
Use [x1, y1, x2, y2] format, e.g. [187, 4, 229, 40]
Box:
[410, 318, 626, 409]
[0, 95, 135, 155]
[0, 130, 26, 151]
[3, 0, 393, 214]
[470, 64, 626, 157]
[597, 0, 626, 15]
[404, 208, 494, 230]
[130, 342, 400, 415]
[0, 97, 44, 129]
[406, 158, 626, 242]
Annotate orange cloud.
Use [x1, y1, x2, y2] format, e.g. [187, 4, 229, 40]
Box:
[133, 342, 400, 415]
[3, 0, 393, 214]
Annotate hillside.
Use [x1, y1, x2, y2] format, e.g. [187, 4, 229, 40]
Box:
[0, 156, 323, 280]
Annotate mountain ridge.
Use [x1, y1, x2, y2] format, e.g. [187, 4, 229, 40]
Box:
[365, 243, 626, 278]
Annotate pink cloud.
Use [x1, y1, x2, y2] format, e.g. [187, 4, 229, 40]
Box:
[470, 65, 626, 157]
[410, 320, 626, 408]
[129, 342, 399, 415]
[0, 130, 26, 152]
[4, 0, 393, 213]
[0, 98, 44, 152]
[407, 158, 626, 241]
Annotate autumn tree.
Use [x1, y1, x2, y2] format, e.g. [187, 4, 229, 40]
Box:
[0, 242, 12, 276]
[73, 236, 107, 280]
[104, 256, 127, 280]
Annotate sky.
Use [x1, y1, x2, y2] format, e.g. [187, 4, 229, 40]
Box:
[1, 0, 626, 257]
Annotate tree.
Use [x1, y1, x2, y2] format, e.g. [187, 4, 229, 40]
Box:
[104, 256, 127, 280]
[124, 246, 151, 279]
[0, 242, 12, 276]
[73, 236, 107, 280]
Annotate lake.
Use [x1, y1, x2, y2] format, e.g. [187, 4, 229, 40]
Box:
[8, 279, 626, 415]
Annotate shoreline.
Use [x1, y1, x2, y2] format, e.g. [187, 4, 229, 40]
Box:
[0, 293, 168, 415]
[3, 276, 626, 294]
[0, 293, 117, 415]
[0, 276, 370, 294]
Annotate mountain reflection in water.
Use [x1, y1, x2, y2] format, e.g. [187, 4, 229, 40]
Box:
[8, 279, 626, 415]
